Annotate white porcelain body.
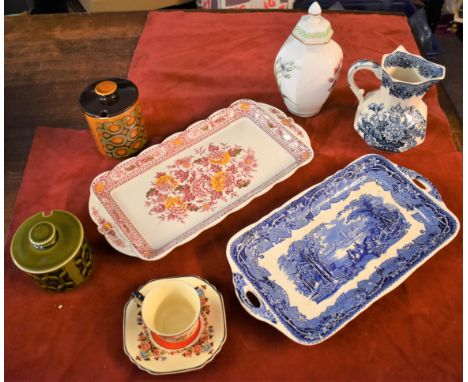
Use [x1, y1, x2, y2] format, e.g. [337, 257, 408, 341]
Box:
[355, 86, 427, 152]
[347, 47, 445, 152]
[275, 36, 343, 117]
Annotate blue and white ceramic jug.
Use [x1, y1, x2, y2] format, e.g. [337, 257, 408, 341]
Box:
[348, 46, 445, 152]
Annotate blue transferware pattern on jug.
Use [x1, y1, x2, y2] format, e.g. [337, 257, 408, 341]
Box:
[384, 50, 444, 78]
[381, 49, 445, 100]
[279, 194, 409, 303]
[381, 72, 439, 100]
[356, 103, 426, 152]
[348, 46, 445, 152]
[228, 155, 458, 344]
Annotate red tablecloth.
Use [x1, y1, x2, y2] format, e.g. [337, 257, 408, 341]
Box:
[6, 11, 462, 381]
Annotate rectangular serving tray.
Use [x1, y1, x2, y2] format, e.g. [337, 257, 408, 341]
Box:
[227, 154, 459, 345]
[89, 100, 314, 260]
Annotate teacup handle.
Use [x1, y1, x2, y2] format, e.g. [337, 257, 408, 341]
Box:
[131, 291, 145, 305]
[233, 273, 278, 326]
[347, 60, 382, 105]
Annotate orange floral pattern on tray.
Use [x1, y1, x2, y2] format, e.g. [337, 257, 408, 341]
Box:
[145, 143, 257, 223]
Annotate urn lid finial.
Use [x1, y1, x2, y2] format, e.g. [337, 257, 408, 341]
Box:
[308, 2, 321, 15]
[292, 1, 334, 45]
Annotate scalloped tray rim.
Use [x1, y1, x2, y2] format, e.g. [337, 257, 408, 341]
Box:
[89, 99, 314, 260]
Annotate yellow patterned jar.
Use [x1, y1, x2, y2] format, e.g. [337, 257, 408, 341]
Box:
[80, 78, 147, 159]
[10, 210, 93, 292]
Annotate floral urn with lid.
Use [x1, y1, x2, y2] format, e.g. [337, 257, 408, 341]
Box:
[274, 2, 343, 117]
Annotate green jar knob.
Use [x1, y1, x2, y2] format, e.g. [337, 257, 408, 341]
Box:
[10, 210, 93, 292]
[29, 222, 57, 249]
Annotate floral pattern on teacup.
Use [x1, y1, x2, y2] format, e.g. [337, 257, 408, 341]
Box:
[135, 285, 215, 362]
[145, 143, 257, 223]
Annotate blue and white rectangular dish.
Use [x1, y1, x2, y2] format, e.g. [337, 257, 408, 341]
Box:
[227, 154, 459, 345]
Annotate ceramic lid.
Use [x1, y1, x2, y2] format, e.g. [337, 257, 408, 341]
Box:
[292, 2, 334, 45]
[10, 210, 84, 274]
[79, 78, 139, 118]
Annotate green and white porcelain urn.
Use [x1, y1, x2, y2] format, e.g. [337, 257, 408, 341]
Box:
[10, 210, 93, 292]
[274, 2, 343, 117]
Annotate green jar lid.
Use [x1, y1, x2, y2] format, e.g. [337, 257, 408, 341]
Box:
[10, 210, 84, 274]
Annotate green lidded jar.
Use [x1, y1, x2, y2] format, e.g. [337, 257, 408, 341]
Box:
[10, 210, 93, 292]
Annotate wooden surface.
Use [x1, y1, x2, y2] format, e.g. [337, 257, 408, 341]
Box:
[5, 12, 147, 233]
[77, 0, 193, 13]
[4, 10, 462, 234]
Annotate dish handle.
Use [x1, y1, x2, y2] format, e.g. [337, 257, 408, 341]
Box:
[88, 193, 137, 256]
[397, 165, 443, 202]
[258, 102, 311, 147]
[232, 273, 278, 325]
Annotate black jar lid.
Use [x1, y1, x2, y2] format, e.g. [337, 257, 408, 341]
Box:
[79, 78, 139, 118]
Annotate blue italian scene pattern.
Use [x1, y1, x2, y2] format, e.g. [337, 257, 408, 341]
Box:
[356, 102, 426, 152]
[278, 195, 409, 303]
[228, 155, 458, 344]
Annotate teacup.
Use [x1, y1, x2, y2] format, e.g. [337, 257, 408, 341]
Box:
[133, 280, 202, 350]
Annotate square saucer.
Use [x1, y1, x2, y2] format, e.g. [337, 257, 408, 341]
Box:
[123, 276, 227, 375]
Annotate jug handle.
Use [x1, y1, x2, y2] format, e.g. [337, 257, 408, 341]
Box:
[347, 60, 382, 105]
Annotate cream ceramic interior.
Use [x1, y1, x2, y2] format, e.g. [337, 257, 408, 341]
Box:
[141, 280, 201, 336]
[385, 67, 425, 84]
